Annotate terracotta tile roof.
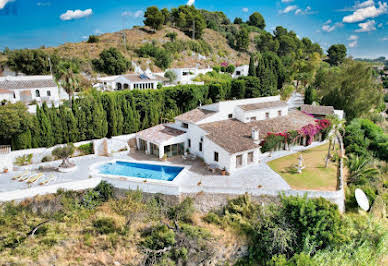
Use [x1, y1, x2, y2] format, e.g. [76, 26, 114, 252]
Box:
[175, 108, 216, 123]
[239, 100, 288, 111]
[136, 124, 185, 145]
[200, 111, 316, 154]
[0, 78, 57, 90]
[0, 88, 12, 94]
[300, 104, 334, 116]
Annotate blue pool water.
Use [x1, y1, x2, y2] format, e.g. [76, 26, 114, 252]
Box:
[98, 161, 184, 181]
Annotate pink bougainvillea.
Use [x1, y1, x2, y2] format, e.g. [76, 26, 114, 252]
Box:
[220, 61, 228, 67]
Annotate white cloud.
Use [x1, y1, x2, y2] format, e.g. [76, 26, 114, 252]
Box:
[343, 1, 387, 23]
[355, 19, 376, 32]
[60, 9, 93, 21]
[281, 0, 294, 2]
[280, 5, 298, 14]
[37, 2, 50, 7]
[322, 20, 343, 32]
[121, 10, 143, 18]
[0, 0, 14, 9]
[186, 0, 195, 6]
[378, 22, 383, 27]
[295, 6, 314, 15]
[242, 7, 249, 12]
[348, 35, 359, 48]
[381, 36, 388, 40]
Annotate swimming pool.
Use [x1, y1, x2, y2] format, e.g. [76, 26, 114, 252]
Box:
[97, 161, 184, 181]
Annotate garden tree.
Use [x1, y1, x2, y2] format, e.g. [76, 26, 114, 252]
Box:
[327, 44, 347, 66]
[233, 17, 243, 24]
[344, 118, 388, 161]
[256, 52, 286, 91]
[35, 104, 55, 147]
[323, 115, 342, 168]
[52, 143, 75, 168]
[144, 6, 164, 31]
[6, 48, 51, 75]
[92, 47, 131, 75]
[238, 76, 262, 98]
[226, 64, 235, 74]
[48, 105, 64, 145]
[208, 83, 227, 102]
[231, 79, 246, 99]
[164, 70, 177, 83]
[0, 103, 32, 147]
[248, 55, 256, 76]
[161, 8, 170, 25]
[319, 61, 383, 121]
[345, 154, 380, 185]
[170, 5, 206, 39]
[54, 60, 80, 106]
[102, 93, 120, 138]
[304, 86, 317, 104]
[200, 10, 230, 31]
[235, 27, 249, 50]
[277, 35, 297, 57]
[301, 37, 323, 56]
[255, 31, 279, 53]
[248, 12, 265, 29]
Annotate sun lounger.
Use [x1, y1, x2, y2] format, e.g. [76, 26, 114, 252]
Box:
[19, 173, 34, 182]
[39, 175, 57, 186]
[12, 171, 28, 181]
[27, 173, 44, 184]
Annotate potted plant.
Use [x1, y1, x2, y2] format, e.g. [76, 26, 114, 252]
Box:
[221, 167, 226, 176]
[3, 168, 8, 173]
[52, 143, 77, 173]
[161, 154, 168, 161]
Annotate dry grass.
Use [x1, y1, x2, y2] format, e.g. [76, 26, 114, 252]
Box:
[268, 143, 338, 191]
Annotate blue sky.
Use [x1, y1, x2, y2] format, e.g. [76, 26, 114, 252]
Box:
[1, 0, 387, 58]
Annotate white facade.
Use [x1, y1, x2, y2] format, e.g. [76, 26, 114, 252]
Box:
[232, 65, 249, 78]
[0, 75, 68, 108]
[136, 96, 293, 173]
[169, 67, 212, 85]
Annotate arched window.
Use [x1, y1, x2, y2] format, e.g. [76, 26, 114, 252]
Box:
[35, 90, 40, 97]
[116, 83, 122, 90]
[124, 83, 129, 89]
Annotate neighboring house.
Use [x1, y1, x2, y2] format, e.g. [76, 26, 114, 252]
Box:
[95, 73, 166, 91]
[168, 66, 212, 85]
[301, 104, 344, 120]
[232, 65, 249, 78]
[136, 95, 321, 173]
[0, 75, 68, 109]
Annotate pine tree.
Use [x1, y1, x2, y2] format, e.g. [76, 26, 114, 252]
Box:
[248, 55, 256, 76]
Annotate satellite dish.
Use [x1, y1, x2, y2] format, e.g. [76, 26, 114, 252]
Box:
[355, 188, 369, 211]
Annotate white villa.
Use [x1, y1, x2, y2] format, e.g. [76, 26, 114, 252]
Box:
[168, 66, 213, 85]
[95, 73, 166, 91]
[136, 95, 321, 173]
[0, 75, 68, 108]
[232, 65, 249, 78]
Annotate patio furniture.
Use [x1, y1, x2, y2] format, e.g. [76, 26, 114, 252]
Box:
[208, 164, 218, 173]
[27, 173, 44, 184]
[12, 171, 28, 181]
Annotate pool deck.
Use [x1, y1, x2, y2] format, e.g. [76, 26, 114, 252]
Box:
[0, 142, 327, 200]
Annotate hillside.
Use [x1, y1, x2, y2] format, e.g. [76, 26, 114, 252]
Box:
[43, 26, 251, 73]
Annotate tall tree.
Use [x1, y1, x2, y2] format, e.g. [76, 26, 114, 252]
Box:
[92, 48, 131, 75]
[54, 60, 80, 106]
[327, 44, 347, 66]
[248, 12, 265, 29]
[144, 6, 164, 31]
[235, 27, 250, 51]
[248, 55, 256, 77]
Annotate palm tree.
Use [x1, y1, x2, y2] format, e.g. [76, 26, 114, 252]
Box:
[54, 61, 80, 107]
[325, 114, 345, 167]
[345, 154, 379, 185]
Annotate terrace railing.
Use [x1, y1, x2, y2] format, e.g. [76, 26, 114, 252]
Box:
[0, 145, 11, 154]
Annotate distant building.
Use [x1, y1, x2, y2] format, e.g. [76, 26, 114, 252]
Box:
[232, 65, 249, 78]
[300, 104, 344, 120]
[94, 73, 166, 91]
[0, 76, 68, 111]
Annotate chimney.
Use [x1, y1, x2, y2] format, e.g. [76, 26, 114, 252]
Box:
[251, 128, 259, 142]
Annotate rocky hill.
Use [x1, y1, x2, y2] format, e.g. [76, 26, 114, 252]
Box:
[43, 26, 251, 73]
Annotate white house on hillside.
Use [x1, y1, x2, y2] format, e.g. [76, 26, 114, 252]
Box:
[136, 95, 321, 173]
[168, 66, 213, 85]
[232, 65, 249, 78]
[0, 76, 68, 109]
[95, 73, 166, 91]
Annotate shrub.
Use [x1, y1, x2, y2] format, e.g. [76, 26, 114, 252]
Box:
[213, 66, 221, 73]
[77, 143, 93, 155]
[41, 155, 53, 162]
[93, 217, 117, 234]
[87, 35, 99, 43]
[142, 224, 176, 250]
[93, 181, 114, 202]
[168, 197, 195, 222]
[165, 32, 177, 41]
[226, 64, 235, 74]
[202, 212, 222, 225]
[164, 70, 177, 83]
[15, 154, 33, 166]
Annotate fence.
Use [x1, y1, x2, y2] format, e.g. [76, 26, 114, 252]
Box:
[0, 145, 11, 154]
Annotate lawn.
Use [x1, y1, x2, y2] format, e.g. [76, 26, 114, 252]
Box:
[267, 143, 338, 191]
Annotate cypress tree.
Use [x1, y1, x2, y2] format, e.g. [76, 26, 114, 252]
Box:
[59, 105, 70, 143]
[38, 103, 54, 147]
[67, 110, 78, 143]
[103, 94, 118, 137]
[248, 55, 256, 76]
[49, 106, 64, 144]
[11, 129, 32, 150]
